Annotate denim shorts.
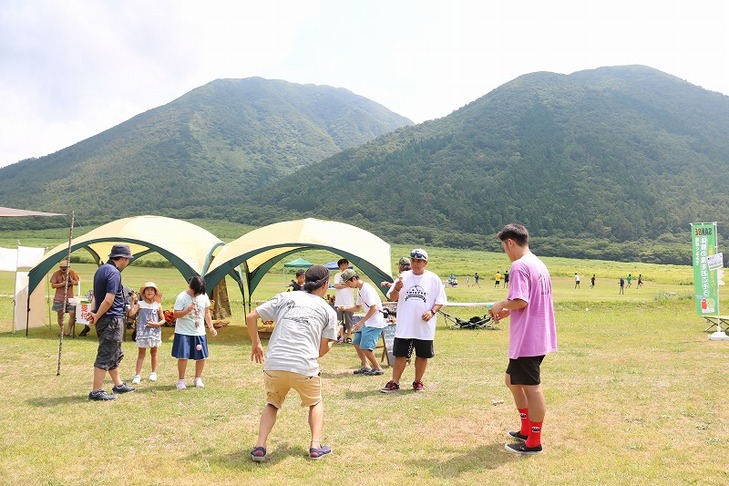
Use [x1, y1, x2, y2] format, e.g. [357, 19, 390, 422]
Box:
[353, 326, 384, 351]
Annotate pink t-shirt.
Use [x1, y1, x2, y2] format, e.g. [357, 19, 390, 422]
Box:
[506, 252, 557, 359]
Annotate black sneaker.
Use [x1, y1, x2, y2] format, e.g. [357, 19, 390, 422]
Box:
[112, 382, 136, 394]
[504, 442, 542, 455]
[88, 390, 116, 401]
[508, 431, 528, 442]
[78, 325, 90, 337]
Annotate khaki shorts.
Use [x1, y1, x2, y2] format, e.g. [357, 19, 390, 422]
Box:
[263, 370, 322, 409]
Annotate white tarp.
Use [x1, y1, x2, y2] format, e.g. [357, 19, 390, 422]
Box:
[16, 246, 46, 269]
[0, 247, 18, 272]
[14, 271, 47, 331]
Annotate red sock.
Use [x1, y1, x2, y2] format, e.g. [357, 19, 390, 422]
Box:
[518, 408, 530, 436]
[526, 421, 542, 448]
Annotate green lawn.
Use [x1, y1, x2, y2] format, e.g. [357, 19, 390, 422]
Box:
[0, 244, 727, 485]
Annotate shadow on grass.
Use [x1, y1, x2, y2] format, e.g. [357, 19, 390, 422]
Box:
[26, 385, 178, 407]
[407, 442, 519, 478]
[203, 442, 307, 469]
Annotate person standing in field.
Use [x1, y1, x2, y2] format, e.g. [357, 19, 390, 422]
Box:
[574, 273, 581, 289]
[619, 275, 625, 294]
[50, 259, 79, 336]
[128, 282, 165, 385]
[503, 270, 510, 288]
[494, 270, 502, 288]
[380, 248, 447, 393]
[338, 269, 387, 376]
[333, 258, 355, 343]
[87, 245, 136, 401]
[246, 265, 338, 462]
[490, 224, 557, 455]
[172, 276, 217, 390]
[590, 274, 596, 289]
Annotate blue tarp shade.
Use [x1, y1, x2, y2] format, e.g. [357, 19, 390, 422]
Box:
[323, 261, 352, 270]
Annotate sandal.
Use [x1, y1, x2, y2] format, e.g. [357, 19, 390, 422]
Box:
[251, 446, 267, 462]
[308, 445, 332, 460]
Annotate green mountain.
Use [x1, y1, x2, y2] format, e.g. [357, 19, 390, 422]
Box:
[250, 66, 729, 263]
[0, 77, 413, 221]
[3, 66, 727, 264]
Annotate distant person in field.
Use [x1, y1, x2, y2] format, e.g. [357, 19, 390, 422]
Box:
[490, 224, 557, 456]
[574, 273, 581, 289]
[246, 265, 338, 462]
[333, 258, 355, 343]
[503, 270, 510, 288]
[289, 269, 305, 291]
[474, 272, 480, 287]
[637, 274, 643, 288]
[590, 274, 596, 289]
[494, 270, 502, 288]
[381, 257, 411, 289]
[50, 259, 79, 336]
[626, 274, 633, 288]
[465, 275, 471, 287]
[619, 275, 625, 294]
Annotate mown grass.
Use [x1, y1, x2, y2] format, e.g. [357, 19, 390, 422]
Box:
[0, 236, 727, 485]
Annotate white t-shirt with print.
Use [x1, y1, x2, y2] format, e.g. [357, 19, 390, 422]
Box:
[390, 269, 447, 340]
[174, 291, 210, 336]
[356, 281, 387, 329]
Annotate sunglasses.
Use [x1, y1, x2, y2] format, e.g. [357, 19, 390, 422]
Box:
[410, 251, 427, 260]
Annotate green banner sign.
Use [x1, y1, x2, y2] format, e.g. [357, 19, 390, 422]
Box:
[691, 222, 719, 315]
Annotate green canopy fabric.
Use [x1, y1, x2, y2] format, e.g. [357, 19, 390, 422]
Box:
[283, 258, 313, 268]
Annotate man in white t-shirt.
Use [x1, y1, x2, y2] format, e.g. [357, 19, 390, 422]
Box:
[381, 248, 447, 393]
[333, 258, 355, 342]
[246, 265, 338, 462]
[337, 269, 387, 376]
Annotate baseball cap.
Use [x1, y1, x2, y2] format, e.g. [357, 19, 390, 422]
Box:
[305, 264, 330, 283]
[410, 248, 428, 261]
[340, 269, 358, 282]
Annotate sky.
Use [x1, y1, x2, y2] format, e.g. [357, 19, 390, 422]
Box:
[1, 0, 728, 168]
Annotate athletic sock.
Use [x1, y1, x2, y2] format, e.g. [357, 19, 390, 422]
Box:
[518, 408, 530, 436]
[525, 421, 543, 448]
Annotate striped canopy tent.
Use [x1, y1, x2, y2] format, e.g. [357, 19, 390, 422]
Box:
[27, 215, 229, 297]
[203, 218, 393, 309]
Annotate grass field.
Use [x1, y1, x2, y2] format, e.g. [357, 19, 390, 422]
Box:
[0, 241, 727, 485]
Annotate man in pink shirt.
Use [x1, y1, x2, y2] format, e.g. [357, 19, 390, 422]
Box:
[490, 224, 557, 455]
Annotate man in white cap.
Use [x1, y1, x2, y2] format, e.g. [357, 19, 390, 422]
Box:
[381, 248, 447, 393]
[87, 244, 136, 401]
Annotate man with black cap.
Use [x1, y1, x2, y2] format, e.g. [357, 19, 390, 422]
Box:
[87, 244, 136, 401]
[246, 264, 338, 462]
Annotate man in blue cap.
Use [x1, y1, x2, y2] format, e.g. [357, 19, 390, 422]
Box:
[88, 244, 136, 401]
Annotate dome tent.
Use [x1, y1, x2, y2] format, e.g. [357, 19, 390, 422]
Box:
[203, 218, 393, 308]
[27, 215, 229, 298]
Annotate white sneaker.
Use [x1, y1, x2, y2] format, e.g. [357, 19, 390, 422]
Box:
[176, 379, 187, 390]
[194, 377, 205, 388]
[149, 372, 157, 382]
[131, 375, 141, 385]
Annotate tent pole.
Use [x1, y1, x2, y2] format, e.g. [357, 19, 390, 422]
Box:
[56, 210, 75, 376]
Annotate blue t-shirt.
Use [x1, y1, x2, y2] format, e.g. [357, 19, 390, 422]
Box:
[92, 261, 125, 318]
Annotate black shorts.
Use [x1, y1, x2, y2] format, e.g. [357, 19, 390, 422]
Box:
[393, 337, 435, 359]
[506, 356, 545, 386]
